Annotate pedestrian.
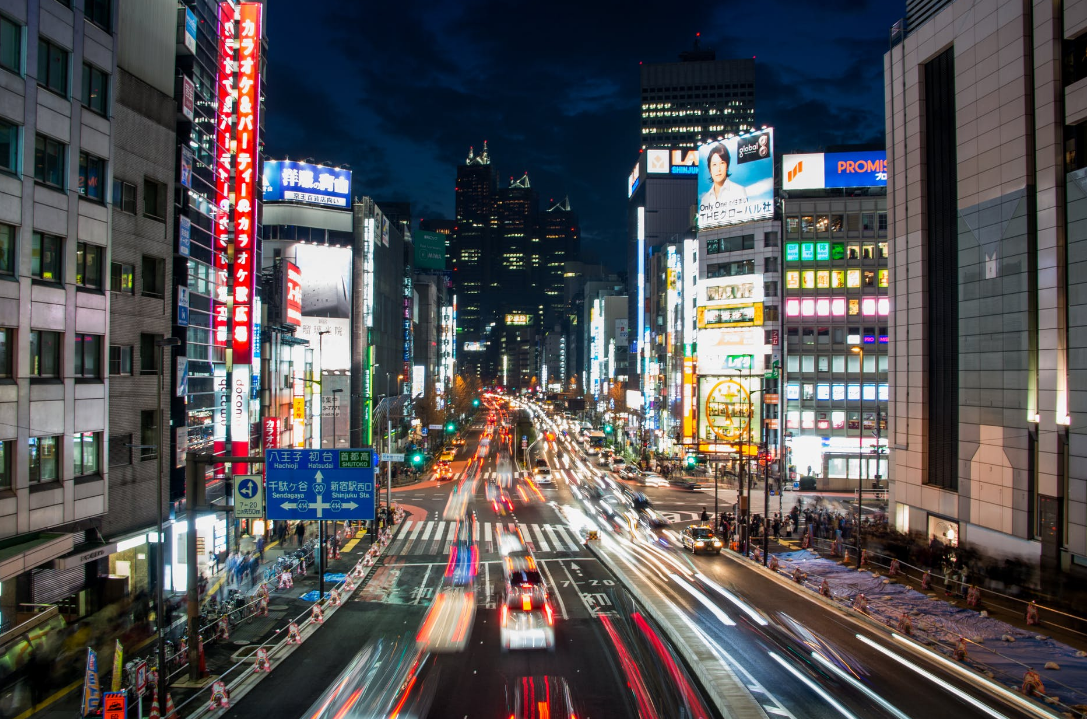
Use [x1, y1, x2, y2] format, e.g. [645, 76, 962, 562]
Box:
[296, 521, 305, 547]
[209, 551, 219, 574]
[256, 534, 265, 562]
[700, 507, 709, 523]
[772, 515, 781, 540]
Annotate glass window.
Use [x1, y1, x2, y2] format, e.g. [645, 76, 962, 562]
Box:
[85, 0, 111, 30]
[863, 271, 875, 287]
[803, 384, 815, 400]
[785, 217, 799, 235]
[848, 299, 860, 316]
[862, 244, 875, 260]
[764, 281, 778, 296]
[764, 257, 778, 273]
[764, 305, 779, 322]
[785, 383, 800, 400]
[818, 356, 829, 372]
[831, 243, 845, 260]
[818, 326, 830, 344]
[81, 63, 108, 115]
[861, 213, 875, 231]
[830, 270, 844, 288]
[140, 333, 160, 374]
[0, 223, 13, 275]
[763, 231, 778, 248]
[74, 333, 101, 377]
[37, 38, 68, 95]
[143, 178, 163, 219]
[0, 439, 10, 489]
[142, 255, 164, 297]
[31, 232, 62, 281]
[0, 15, 21, 74]
[878, 269, 888, 287]
[801, 216, 814, 236]
[109, 344, 132, 375]
[815, 242, 830, 260]
[0, 118, 17, 173]
[110, 262, 134, 293]
[816, 270, 830, 288]
[878, 212, 887, 232]
[78, 153, 105, 200]
[816, 384, 830, 400]
[787, 355, 799, 372]
[832, 355, 846, 372]
[847, 214, 860, 232]
[801, 270, 815, 289]
[846, 269, 861, 288]
[33, 134, 65, 188]
[28, 435, 59, 483]
[76, 242, 102, 288]
[878, 242, 888, 259]
[830, 215, 844, 234]
[73, 431, 100, 476]
[29, 330, 59, 377]
[815, 215, 829, 234]
[833, 327, 845, 344]
[879, 355, 889, 372]
[0, 327, 9, 378]
[112, 180, 136, 213]
[802, 329, 815, 346]
[140, 410, 158, 460]
[801, 243, 815, 261]
[785, 271, 799, 289]
[801, 355, 814, 373]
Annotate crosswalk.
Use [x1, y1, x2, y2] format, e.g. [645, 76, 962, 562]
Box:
[387, 519, 586, 556]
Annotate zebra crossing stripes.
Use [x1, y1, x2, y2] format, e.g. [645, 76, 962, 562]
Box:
[388, 519, 585, 555]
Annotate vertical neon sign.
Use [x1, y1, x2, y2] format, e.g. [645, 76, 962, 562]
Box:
[213, 3, 233, 351]
[233, 2, 261, 365]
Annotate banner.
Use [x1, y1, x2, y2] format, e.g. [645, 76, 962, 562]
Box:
[81, 647, 101, 716]
[110, 639, 123, 692]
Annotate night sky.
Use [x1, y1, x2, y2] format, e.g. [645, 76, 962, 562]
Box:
[264, 0, 903, 270]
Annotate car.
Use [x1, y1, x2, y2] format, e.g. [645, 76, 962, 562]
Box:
[534, 458, 549, 469]
[452, 437, 467, 447]
[668, 477, 702, 491]
[496, 525, 527, 556]
[642, 472, 669, 488]
[611, 456, 627, 469]
[445, 518, 479, 586]
[681, 524, 722, 554]
[533, 466, 553, 485]
[507, 676, 578, 719]
[500, 589, 556, 651]
[503, 554, 548, 598]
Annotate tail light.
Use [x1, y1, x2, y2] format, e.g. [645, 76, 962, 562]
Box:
[501, 604, 508, 626]
[444, 546, 457, 577]
[544, 602, 554, 625]
[522, 593, 532, 611]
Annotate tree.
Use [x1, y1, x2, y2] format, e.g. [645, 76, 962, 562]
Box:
[413, 385, 440, 429]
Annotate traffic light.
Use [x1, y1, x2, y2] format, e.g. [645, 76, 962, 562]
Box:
[445, 421, 456, 433]
[410, 451, 424, 468]
[603, 423, 614, 434]
[685, 454, 697, 468]
[472, 398, 481, 408]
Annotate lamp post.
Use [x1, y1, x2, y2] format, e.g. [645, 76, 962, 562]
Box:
[851, 345, 864, 568]
[332, 388, 343, 449]
[154, 336, 180, 703]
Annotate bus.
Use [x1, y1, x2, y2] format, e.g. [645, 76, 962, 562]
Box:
[586, 430, 605, 455]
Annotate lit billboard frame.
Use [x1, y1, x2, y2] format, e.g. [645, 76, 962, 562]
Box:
[263, 160, 351, 207]
[781, 151, 887, 190]
[697, 129, 775, 229]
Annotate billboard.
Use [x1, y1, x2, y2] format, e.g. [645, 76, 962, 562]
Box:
[463, 341, 485, 351]
[697, 129, 775, 229]
[698, 375, 761, 446]
[697, 304, 763, 329]
[414, 230, 447, 271]
[292, 244, 352, 370]
[505, 313, 531, 326]
[412, 365, 425, 398]
[647, 147, 699, 175]
[697, 275, 764, 307]
[263, 160, 352, 208]
[782, 151, 887, 190]
[627, 162, 640, 198]
[283, 261, 302, 326]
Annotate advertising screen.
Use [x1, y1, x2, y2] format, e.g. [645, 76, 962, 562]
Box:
[291, 244, 352, 370]
[697, 275, 764, 306]
[414, 230, 447, 271]
[782, 151, 887, 190]
[697, 376, 761, 446]
[628, 162, 640, 198]
[505, 313, 531, 326]
[697, 304, 763, 329]
[283, 261, 302, 326]
[263, 160, 352, 208]
[697, 129, 775, 229]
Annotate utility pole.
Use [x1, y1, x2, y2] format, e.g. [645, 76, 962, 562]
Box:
[154, 337, 179, 703]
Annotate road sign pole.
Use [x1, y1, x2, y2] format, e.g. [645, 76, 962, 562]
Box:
[319, 520, 325, 600]
[387, 419, 393, 523]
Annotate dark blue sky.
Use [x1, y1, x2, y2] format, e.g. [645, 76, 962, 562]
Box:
[264, 0, 903, 269]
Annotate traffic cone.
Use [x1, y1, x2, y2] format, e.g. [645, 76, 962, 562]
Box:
[164, 692, 178, 719]
[149, 691, 161, 719]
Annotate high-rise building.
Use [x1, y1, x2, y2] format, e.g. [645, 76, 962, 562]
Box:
[885, 0, 1087, 581]
[0, 0, 121, 636]
[542, 197, 579, 326]
[451, 142, 496, 340]
[640, 39, 756, 149]
[496, 172, 539, 313]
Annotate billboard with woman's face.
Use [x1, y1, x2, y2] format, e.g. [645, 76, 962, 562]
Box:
[697, 129, 775, 229]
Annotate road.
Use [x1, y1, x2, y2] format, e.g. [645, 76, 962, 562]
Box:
[223, 411, 714, 718]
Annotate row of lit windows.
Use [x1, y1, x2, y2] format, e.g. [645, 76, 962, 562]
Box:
[787, 352, 887, 373]
[786, 411, 885, 431]
[785, 241, 888, 262]
[786, 214, 887, 236]
[785, 297, 888, 316]
[787, 383, 889, 401]
[786, 269, 889, 289]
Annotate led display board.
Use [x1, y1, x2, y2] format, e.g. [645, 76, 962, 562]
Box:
[698, 376, 761, 446]
[263, 160, 352, 208]
[782, 151, 888, 190]
[697, 129, 775, 229]
[283, 261, 302, 326]
[505, 313, 531, 326]
[414, 230, 447, 271]
[697, 303, 764, 329]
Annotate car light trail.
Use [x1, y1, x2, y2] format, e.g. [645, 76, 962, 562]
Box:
[810, 651, 910, 719]
[769, 651, 858, 719]
[695, 573, 768, 626]
[669, 573, 735, 626]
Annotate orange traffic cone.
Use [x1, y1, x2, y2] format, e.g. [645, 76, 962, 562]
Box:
[164, 692, 178, 719]
[149, 691, 161, 719]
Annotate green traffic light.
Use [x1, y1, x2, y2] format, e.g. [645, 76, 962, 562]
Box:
[410, 452, 424, 467]
[603, 424, 613, 434]
[472, 398, 481, 407]
[445, 422, 456, 433]
[685, 455, 697, 468]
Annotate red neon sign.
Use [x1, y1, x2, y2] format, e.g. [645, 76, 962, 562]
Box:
[232, 2, 262, 365]
[213, 2, 234, 349]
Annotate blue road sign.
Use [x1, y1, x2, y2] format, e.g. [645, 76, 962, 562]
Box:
[265, 448, 376, 521]
[238, 477, 259, 499]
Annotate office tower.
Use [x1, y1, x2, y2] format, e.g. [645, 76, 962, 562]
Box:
[496, 172, 539, 313]
[542, 197, 579, 326]
[451, 142, 496, 342]
[640, 39, 756, 148]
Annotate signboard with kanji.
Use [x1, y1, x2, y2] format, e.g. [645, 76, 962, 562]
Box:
[265, 449, 375, 520]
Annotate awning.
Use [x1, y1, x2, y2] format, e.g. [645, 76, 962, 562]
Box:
[0, 532, 75, 581]
[53, 542, 118, 570]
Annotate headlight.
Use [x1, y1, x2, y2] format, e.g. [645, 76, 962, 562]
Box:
[695, 541, 704, 547]
[713, 540, 722, 547]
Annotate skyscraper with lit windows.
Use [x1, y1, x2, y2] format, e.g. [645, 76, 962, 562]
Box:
[640, 38, 756, 148]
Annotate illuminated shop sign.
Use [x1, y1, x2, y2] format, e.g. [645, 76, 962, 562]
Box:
[697, 303, 763, 329]
[263, 160, 351, 207]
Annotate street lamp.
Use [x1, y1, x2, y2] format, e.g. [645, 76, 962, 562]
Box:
[331, 388, 343, 449]
[154, 336, 180, 703]
[851, 345, 864, 568]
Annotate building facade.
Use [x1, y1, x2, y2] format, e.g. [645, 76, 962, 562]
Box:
[451, 142, 495, 342]
[885, 0, 1087, 578]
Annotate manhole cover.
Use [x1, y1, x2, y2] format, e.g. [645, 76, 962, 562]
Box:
[234, 640, 251, 646]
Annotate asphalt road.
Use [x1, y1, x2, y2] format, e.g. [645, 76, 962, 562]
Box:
[527, 404, 1040, 719]
[223, 413, 714, 718]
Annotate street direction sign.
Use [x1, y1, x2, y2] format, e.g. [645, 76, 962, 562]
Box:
[233, 474, 263, 518]
[265, 448, 376, 521]
[381, 453, 405, 462]
[429, 424, 443, 430]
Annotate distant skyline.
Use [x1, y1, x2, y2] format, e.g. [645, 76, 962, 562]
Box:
[264, 0, 903, 271]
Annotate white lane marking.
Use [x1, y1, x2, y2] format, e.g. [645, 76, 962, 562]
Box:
[473, 519, 480, 543]
[411, 564, 433, 605]
[518, 523, 536, 551]
[409, 521, 425, 541]
[695, 574, 769, 626]
[484, 561, 493, 607]
[537, 558, 569, 620]
[420, 521, 435, 541]
[483, 521, 492, 550]
[809, 651, 910, 719]
[532, 524, 551, 552]
[552, 525, 578, 552]
[668, 573, 735, 626]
